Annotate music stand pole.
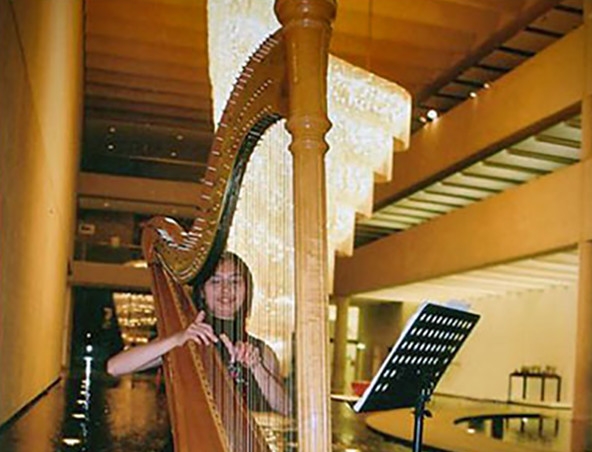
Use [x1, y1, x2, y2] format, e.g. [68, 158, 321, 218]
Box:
[412, 388, 431, 452]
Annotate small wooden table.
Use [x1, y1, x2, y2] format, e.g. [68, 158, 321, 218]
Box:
[507, 371, 561, 402]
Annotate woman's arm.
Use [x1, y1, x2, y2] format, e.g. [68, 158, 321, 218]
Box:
[106, 311, 218, 377]
[250, 344, 292, 416]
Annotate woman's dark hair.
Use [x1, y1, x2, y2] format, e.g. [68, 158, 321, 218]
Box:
[192, 251, 254, 321]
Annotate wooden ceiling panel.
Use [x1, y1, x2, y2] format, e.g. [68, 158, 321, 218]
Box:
[86, 118, 212, 147]
[438, 82, 477, 99]
[529, 7, 583, 34]
[85, 120, 211, 162]
[333, 11, 476, 52]
[419, 96, 459, 112]
[80, 152, 207, 182]
[503, 31, 556, 53]
[85, 0, 206, 31]
[86, 69, 212, 99]
[433, 0, 530, 14]
[458, 66, 507, 84]
[478, 49, 529, 70]
[336, 53, 439, 93]
[559, 0, 583, 8]
[85, 35, 207, 68]
[86, 83, 210, 111]
[85, 14, 203, 47]
[338, 0, 505, 33]
[86, 96, 212, 124]
[85, 108, 212, 135]
[86, 53, 205, 83]
[330, 34, 463, 71]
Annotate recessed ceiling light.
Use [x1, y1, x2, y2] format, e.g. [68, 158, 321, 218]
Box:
[419, 116, 427, 123]
[62, 438, 82, 446]
[426, 109, 438, 120]
[107, 144, 115, 151]
[108, 126, 116, 133]
[469, 91, 477, 98]
[170, 151, 177, 157]
[176, 134, 184, 141]
[483, 82, 491, 89]
[103, 201, 110, 208]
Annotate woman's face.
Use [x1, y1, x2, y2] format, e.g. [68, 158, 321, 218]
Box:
[203, 258, 247, 320]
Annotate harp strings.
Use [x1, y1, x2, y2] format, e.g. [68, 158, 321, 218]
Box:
[227, 121, 296, 447]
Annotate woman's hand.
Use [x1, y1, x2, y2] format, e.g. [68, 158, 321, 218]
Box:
[178, 311, 218, 347]
[219, 334, 262, 369]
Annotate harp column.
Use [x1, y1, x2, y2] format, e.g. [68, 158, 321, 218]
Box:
[274, 0, 336, 450]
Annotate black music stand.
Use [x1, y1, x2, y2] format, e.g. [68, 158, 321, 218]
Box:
[352, 302, 480, 452]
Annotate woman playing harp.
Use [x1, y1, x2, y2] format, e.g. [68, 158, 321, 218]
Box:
[107, 251, 291, 416]
[108, 0, 337, 449]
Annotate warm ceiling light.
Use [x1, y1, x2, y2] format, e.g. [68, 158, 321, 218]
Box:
[426, 109, 438, 120]
[62, 438, 82, 446]
[107, 143, 115, 151]
[419, 116, 427, 124]
[176, 134, 184, 141]
[108, 126, 116, 133]
[469, 91, 477, 98]
[170, 151, 177, 157]
[483, 82, 491, 89]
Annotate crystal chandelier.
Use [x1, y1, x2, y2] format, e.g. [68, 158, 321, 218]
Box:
[207, 0, 410, 362]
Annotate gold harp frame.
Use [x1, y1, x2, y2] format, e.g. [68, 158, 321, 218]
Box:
[141, 1, 336, 450]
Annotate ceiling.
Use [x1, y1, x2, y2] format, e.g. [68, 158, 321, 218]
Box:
[79, 0, 584, 299]
[357, 248, 579, 303]
[356, 114, 582, 246]
[81, 0, 583, 183]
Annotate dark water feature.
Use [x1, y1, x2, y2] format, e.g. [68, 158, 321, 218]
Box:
[455, 413, 566, 449]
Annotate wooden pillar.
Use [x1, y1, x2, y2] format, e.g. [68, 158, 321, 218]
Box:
[331, 297, 350, 393]
[0, 0, 83, 425]
[274, 1, 336, 450]
[572, 2, 592, 451]
[357, 303, 403, 380]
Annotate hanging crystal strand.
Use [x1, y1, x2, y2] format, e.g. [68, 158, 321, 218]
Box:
[286, 135, 296, 447]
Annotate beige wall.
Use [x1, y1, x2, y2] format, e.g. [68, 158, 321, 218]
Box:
[398, 285, 577, 405]
[0, 0, 83, 425]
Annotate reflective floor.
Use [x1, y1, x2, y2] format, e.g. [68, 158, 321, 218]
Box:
[0, 371, 170, 452]
[1, 364, 583, 452]
[0, 368, 407, 452]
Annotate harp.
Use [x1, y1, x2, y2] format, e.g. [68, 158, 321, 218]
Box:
[141, 1, 336, 451]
